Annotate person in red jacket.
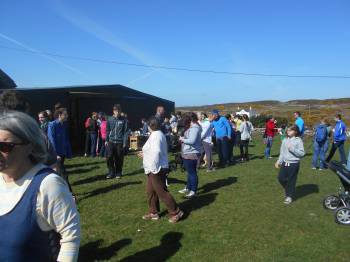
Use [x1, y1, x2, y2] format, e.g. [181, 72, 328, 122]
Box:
[264, 116, 277, 159]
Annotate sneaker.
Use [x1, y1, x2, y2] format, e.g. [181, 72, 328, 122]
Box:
[115, 173, 122, 179]
[206, 169, 215, 173]
[185, 191, 196, 198]
[319, 168, 325, 171]
[312, 167, 317, 170]
[284, 197, 292, 205]
[142, 213, 160, 221]
[178, 188, 189, 194]
[168, 210, 184, 223]
[84, 153, 88, 157]
[106, 172, 114, 179]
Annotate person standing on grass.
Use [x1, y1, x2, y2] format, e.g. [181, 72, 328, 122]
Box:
[312, 118, 329, 170]
[326, 114, 347, 165]
[47, 107, 74, 193]
[234, 115, 243, 147]
[105, 104, 128, 179]
[264, 116, 277, 159]
[141, 118, 149, 136]
[199, 112, 214, 172]
[98, 114, 107, 158]
[38, 111, 49, 135]
[275, 125, 305, 205]
[0, 110, 80, 261]
[84, 112, 98, 157]
[210, 110, 232, 167]
[239, 114, 254, 162]
[155, 105, 166, 133]
[294, 111, 305, 137]
[138, 117, 184, 223]
[226, 114, 236, 164]
[178, 113, 202, 198]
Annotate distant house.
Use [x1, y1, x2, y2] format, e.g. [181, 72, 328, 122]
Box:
[0, 70, 174, 153]
[235, 107, 259, 118]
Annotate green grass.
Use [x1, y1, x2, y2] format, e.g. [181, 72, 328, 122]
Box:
[67, 137, 350, 262]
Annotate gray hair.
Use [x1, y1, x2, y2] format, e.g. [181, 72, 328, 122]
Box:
[0, 110, 47, 163]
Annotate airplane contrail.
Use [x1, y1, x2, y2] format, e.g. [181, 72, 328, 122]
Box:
[0, 32, 85, 76]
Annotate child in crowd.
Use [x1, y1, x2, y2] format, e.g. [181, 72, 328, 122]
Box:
[275, 125, 305, 204]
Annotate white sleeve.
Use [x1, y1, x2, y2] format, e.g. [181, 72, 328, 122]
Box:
[37, 174, 80, 262]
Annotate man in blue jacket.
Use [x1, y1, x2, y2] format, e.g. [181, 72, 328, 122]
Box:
[326, 114, 347, 165]
[294, 112, 305, 137]
[47, 107, 73, 192]
[210, 110, 232, 167]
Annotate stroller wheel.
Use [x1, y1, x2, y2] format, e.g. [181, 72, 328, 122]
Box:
[335, 207, 350, 225]
[323, 195, 341, 210]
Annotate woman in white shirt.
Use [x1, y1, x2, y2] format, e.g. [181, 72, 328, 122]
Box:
[0, 110, 80, 262]
[138, 117, 184, 223]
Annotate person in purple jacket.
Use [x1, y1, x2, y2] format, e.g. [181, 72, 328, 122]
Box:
[47, 107, 73, 192]
[326, 114, 347, 165]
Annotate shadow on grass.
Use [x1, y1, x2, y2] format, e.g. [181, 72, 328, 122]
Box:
[119, 232, 183, 262]
[125, 168, 144, 176]
[249, 155, 265, 161]
[199, 177, 237, 194]
[67, 166, 100, 175]
[79, 238, 132, 262]
[78, 181, 142, 201]
[72, 174, 106, 186]
[295, 184, 319, 201]
[167, 176, 186, 185]
[178, 193, 218, 220]
[66, 161, 103, 169]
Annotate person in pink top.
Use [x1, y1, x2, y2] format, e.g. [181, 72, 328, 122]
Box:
[98, 115, 107, 157]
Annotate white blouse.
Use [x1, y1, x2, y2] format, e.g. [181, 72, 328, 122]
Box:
[0, 164, 80, 262]
[142, 130, 169, 174]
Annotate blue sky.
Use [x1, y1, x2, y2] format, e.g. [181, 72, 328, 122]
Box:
[1, 0, 349, 106]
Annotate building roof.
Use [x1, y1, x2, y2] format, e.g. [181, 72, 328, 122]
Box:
[0, 69, 16, 89]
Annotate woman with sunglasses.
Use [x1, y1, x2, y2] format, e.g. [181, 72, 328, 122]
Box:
[0, 110, 80, 261]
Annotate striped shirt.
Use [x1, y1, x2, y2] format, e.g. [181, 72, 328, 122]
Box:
[0, 164, 80, 262]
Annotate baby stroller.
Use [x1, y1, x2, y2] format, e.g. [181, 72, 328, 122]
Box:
[323, 161, 350, 225]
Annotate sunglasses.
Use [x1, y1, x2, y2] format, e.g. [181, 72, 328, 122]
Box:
[0, 142, 27, 153]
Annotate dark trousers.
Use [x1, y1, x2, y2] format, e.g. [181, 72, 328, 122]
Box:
[146, 169, 178, 216]
[85, 132, 97, 157]
[240, 139, 249, 160]
[99, 139, 106, 157]
[326, 141, 347, 164]
[228, 136, 234, 162]
[106, 142, 124, 175]
[216, 137, 230, 166]
[278, 162, 300, 198]
[183, 159, 198, 192]
[57, 156, 73, 193]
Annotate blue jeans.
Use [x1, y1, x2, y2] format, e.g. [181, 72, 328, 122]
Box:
[264, 136, 273, 158]
[90, 133, 97, 157]
[183, 159, 198, 192]
[216, 137, 229, 166]
[312, 141, 328, 169]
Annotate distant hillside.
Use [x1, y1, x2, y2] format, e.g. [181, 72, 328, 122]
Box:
[177, 98, 350, 127]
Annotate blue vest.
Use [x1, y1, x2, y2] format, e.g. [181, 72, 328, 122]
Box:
[0, 168, 61, 262]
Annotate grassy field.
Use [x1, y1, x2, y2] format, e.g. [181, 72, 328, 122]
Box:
[67, 136, 350, 262]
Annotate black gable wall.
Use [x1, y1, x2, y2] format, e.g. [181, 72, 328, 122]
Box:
[1, 85, 174, 154]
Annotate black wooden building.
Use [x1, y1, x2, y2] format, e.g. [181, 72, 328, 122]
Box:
[0, 80, 174, 153]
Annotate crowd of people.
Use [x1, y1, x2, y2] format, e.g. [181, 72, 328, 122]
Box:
[0, 89, 349, 261]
